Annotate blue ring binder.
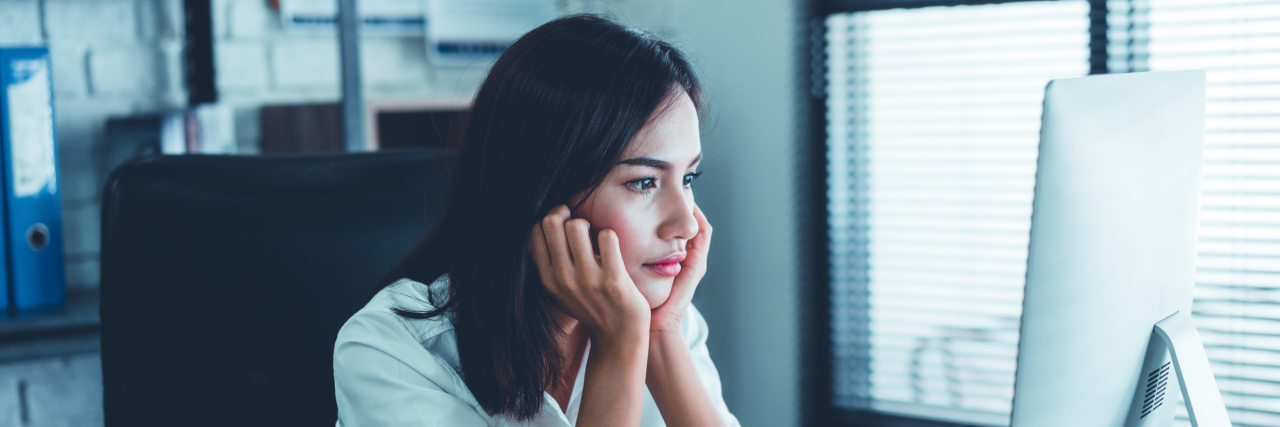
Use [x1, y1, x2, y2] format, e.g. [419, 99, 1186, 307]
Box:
[0, 46, 67, 313]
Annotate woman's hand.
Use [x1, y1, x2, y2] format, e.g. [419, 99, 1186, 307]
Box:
[533, 206, 651, 427]
[530, 205, 652, 342]
[642, 206, 725, 427]
[649, 204, 712, 335]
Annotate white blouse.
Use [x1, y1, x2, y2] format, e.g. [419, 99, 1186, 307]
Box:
[333, 277, 741, 427]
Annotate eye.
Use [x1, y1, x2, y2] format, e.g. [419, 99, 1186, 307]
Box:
[625, 177, 657, 192]
[683, 171, 702, 187]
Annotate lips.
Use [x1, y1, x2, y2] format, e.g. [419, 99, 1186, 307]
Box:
[643, 253, 685, 277]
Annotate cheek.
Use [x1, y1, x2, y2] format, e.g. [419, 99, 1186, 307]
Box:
[578, 198, 671, 309]
[585, 208, 649, 268]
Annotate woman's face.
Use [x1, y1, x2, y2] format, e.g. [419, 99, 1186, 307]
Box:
[575, 92, 702, 309]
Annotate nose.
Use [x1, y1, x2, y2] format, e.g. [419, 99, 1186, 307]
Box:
[657, 187, 699, 241]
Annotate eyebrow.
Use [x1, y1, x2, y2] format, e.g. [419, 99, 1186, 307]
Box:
[616, 153, 702, 171]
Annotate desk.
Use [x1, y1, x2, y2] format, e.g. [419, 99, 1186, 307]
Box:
[0, 291, 103, 426]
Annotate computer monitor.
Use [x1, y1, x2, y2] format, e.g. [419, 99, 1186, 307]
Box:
[1010, 70, 1231, 427]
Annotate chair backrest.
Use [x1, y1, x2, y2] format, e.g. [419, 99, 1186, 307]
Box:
[100, 150, 454, 426]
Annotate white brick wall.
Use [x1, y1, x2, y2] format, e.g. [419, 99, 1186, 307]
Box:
[54, 96, 145, 290]
[361, 39, 429, 89]
[44, 0, 139, 42]
[49, 47, 87, 97]
[135, 0, 184, 40]
[0, 0, 43, 45]
[215, 42, 268, 92]
[269, 38, 341, 89]
[225, 0, 270, 39]
[88, 48, 168, 95]
[0, 354, 103, 426]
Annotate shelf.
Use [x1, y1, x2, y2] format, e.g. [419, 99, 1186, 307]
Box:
[0, 290, 101, 364]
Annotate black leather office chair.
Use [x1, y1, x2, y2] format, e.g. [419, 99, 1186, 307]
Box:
[100, 150, 454, 426]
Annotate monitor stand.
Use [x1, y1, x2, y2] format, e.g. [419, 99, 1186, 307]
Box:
[1125, 312, 1232, 427]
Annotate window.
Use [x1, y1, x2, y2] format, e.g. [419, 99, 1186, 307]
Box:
[1112, 1, 1280, 426]
[825, 2, 1088, 425]
[812, 1, 1280, 426]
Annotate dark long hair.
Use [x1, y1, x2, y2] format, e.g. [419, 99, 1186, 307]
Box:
[372, 15, 703, 420]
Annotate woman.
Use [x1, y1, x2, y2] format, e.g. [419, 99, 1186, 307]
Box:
[333, 15, 739, 427]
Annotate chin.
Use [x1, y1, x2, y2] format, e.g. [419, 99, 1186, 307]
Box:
[635, 277, 674, 309]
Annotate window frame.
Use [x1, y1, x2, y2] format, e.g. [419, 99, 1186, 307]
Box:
[798, 1, 1111, 426]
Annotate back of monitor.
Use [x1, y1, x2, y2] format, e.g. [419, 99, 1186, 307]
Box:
[1010, 70, 1206, 427]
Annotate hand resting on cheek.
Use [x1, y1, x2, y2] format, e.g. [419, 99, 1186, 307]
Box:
[530, 202, 712, 336]
[530, 205, 651, 342]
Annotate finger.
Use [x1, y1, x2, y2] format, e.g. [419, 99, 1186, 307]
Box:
[688, 204, 712, 258]
[542, 206, 574, 270]
[565, 219, 599, 272]
[664, 279, 697, 312]
[669, 206, 708, 301]
[598, 229, 626, 276]
[693, 204, 712, 242]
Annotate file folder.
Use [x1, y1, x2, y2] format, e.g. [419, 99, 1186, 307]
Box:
[0, 46, 66, 312]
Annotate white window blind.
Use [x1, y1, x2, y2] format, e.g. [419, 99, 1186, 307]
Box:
[1110, 1, 1280, 426]
[825, 2, 1089, 425]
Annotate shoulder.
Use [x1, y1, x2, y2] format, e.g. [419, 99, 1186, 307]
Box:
[333, 276, 468, 389]
[335, 277, 458, 358]
[333, 276, 491, 425]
